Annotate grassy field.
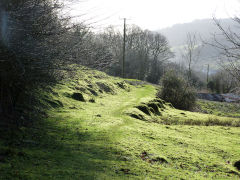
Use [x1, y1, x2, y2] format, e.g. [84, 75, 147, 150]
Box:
[197, 100, 240, 118]
[0, 66, 240, 179]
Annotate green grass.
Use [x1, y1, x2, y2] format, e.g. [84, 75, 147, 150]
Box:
[197, 100, 240, 118]
[0, 66, 240, 179]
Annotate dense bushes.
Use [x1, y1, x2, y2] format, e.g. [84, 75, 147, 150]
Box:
[158, 71, 197, 110]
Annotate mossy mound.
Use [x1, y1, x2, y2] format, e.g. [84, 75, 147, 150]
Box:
[128, 97, 240, 127]
[129, 98, 166, 120]
[33, 65, 132, 110]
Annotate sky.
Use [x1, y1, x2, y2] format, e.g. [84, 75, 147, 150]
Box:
[69, 0, 240, 31]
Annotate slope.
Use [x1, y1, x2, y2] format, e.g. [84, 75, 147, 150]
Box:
[0, 66, 240, 179]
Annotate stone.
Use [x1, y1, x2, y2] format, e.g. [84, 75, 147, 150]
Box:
[72, 93, 85, 102]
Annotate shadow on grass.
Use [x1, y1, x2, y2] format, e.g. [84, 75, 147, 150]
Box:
[0, 113, 124, 179]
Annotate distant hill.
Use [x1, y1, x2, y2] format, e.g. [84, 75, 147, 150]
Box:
[157, 19, 236, 73]
[158, 18, 234, 46]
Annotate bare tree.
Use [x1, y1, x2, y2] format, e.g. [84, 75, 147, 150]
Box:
[208, 17, 240, 82]
[147, 31, 174, 83]
[182, 32, 201, 84]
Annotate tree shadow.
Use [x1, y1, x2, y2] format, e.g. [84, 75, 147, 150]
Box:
[0, 112, 126, 179]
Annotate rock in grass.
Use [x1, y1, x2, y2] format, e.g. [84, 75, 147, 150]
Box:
[89, 98, 95, 103]
[119, 168, 131, 174]
[140, 151, 168, 164]
[151, 157, 168, 164]
[72, 93, 85, 102]
[234, 160, 240, 171]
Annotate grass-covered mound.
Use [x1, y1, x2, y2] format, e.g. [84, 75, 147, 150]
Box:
[0, 65, 240, 179]
[128, 99, 240, 127]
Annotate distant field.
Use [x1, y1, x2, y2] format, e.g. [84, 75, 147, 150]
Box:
[197, 100, 240, 118]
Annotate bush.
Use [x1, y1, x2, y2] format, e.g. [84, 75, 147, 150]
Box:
[158, 71, 197, 110]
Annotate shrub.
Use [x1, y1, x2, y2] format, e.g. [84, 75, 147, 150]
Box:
[158, 71, 197, 110]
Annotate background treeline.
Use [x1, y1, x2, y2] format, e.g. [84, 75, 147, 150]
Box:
[101, 25, 174, 83]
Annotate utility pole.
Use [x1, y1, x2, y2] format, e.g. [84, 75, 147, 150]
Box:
[122, 18, 126, 78]
[207, 64, 209, 84]
[206, 64, 209, 90]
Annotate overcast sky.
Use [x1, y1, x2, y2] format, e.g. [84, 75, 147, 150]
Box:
[69, 0, 240, 31]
